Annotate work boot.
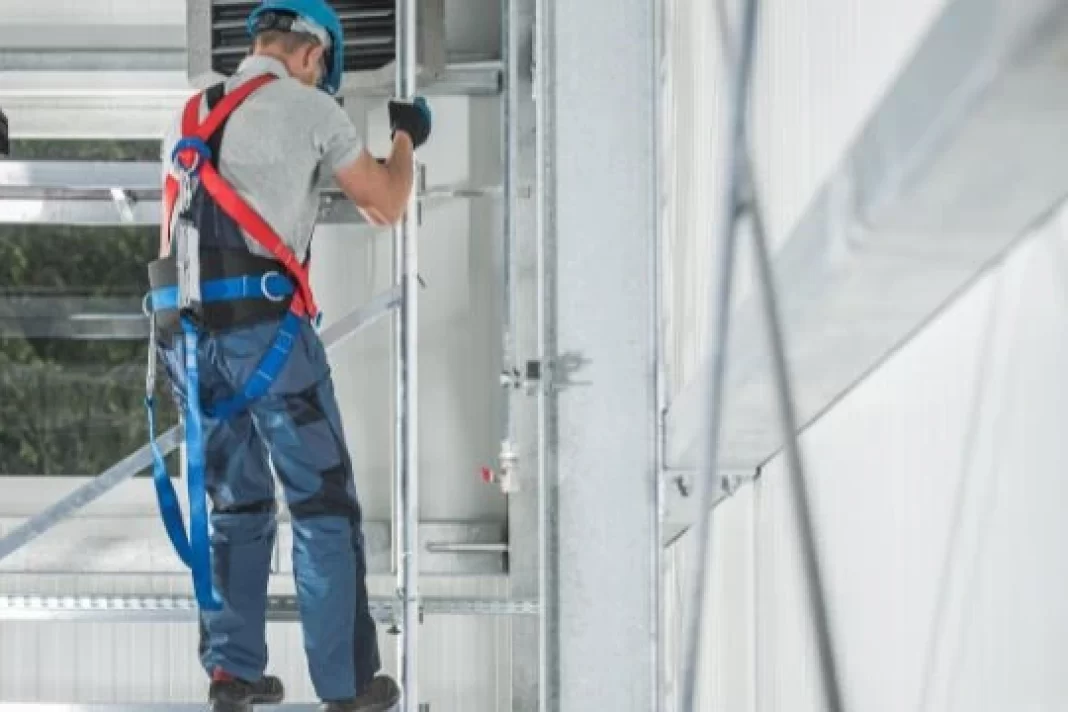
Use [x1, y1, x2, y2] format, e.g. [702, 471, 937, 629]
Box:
[209, 672, 285, 711]
[320, 674, 402, 712]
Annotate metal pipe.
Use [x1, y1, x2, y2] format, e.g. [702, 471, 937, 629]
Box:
[710, 2, 844, 708]
[394, 0, 420, 708]
[651, 0, 667, 707]
[678, 0, 760, 709]
[0, 426, 182, 563]
[748, 183, 844, 712]
[534, 0, 557, 708]
[498, 0, 520, 490]
[424, 542, 509, 553]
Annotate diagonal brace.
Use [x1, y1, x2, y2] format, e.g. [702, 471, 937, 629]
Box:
[0, 285, 403, 563]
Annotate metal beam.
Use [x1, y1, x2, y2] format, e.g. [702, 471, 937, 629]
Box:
[0, 162, 499, 226]
[0, 64, 501, 140]
[543, 1, 658, 711]
[0, 24, 186, 72]
[502, 0, 542, 708]
[0, 50, 185, 73]
[0, 288, 400, 563]
[0, 518, 506, 577]
[664, 0, 1068, 536]
[0, 297, 146, 341]
[0, 594, 538, 622]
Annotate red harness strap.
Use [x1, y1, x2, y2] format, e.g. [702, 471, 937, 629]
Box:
[161, 74, 319, 320]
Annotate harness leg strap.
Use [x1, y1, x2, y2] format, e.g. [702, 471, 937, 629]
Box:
[181, 318, 224, 611]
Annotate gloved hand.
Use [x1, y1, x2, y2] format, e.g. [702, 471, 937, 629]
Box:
[389, 96, 432, 150]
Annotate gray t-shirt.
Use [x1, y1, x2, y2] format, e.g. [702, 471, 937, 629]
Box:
[162, 55, 363, 262]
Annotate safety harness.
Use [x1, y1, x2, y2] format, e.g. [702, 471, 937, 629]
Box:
[144, 73, 321, 610]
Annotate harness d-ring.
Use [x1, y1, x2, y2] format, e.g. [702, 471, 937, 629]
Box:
[260, 271, 287, 302]
[171, 136, 213, 176]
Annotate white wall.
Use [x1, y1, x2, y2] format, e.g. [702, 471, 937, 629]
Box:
[662, 0, 949, 398]
[665, 199, 1068, 711]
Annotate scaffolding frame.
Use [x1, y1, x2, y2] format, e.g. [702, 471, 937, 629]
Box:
[0, 3, 533, 710]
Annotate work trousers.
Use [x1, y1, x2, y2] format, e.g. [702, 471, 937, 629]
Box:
[161, 316, 380, 701]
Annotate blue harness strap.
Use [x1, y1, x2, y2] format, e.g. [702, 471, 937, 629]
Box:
[205, 310, 303, 421]
[180, 317, 222, 610]
[144, 271, 303, 612]
[147, 272, 294, 313]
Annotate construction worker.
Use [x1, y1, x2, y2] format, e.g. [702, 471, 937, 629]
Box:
[142, 1, 431, 710]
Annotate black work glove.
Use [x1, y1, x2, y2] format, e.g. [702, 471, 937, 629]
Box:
[389, 96, 432, 150]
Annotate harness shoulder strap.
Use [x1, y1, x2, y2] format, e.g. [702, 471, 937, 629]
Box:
[161, 75, 275, 259]
[203, 83, 229, 166]
[160, 74, 319, 320]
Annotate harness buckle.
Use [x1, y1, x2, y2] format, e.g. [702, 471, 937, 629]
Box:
[260, 271, 287, 303]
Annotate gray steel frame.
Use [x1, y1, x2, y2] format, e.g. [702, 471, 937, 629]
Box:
[539, 0, 659, 710]
[502, 0, 542, 708]
[0, 160, 499, 227]
[392, 1, 421, 710]
[0, 519, 507, 577]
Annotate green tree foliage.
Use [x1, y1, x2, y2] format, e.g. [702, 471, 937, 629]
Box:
[0, 140, 178, 475]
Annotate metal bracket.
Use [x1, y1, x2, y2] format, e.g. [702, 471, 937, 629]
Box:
[548, 351, 592, 391]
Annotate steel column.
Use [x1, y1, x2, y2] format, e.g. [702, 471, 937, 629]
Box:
[542, 0, 657, 710]
[503, 0, 541, 707]
[393, 0, 421, 708]
[534, 0, 556, 706]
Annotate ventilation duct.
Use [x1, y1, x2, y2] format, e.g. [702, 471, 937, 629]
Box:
[187, 0, 446, 93]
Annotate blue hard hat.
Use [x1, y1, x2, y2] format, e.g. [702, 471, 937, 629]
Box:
[247, 0, 345, 95]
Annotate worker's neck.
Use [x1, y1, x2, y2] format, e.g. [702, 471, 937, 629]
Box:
[252, 48, 295, 76]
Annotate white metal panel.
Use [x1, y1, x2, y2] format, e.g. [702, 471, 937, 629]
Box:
[666, 200, 1068, 710]
[663, 487, 757, 712]
[662, 0, 949, 396]
[313, 96, 506, 523]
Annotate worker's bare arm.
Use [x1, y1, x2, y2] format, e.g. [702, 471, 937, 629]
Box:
[334, 132, 415, 226]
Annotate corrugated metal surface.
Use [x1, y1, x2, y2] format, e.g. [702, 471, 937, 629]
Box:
[662, 0, 949, 397]
[0, 574, 511, 708]
[665, 198, 1068, 709]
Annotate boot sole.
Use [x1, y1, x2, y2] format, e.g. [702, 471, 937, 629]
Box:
[210, 700, 284, 712]
[209, 691, 284, 711]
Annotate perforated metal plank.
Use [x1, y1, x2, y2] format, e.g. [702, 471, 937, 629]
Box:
[0, 594, 538, 622]
[0, 707, 319, 711]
